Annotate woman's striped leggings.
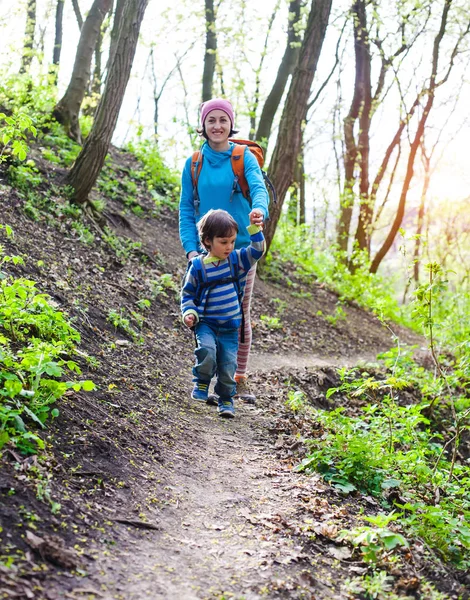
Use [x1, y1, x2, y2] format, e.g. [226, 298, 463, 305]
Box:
[235, 264, 257, 378]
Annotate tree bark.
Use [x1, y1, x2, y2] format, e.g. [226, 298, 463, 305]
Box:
[71, 0, 84, 29]
[20, 0, 37, 73]
[264, 0, 333, 253]
[255, 0, 302, 145]
[202, 0, 217, 102]
[53, 0, 65, 68]
[352, 0, 372, 252]
[336, 0, 371, 252]
[108, 0, 126, 72]
[53, 0, 113, 143]
[67, 0, 149, 205]
[370, 0, 457, 273]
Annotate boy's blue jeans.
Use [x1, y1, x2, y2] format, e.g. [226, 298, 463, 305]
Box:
[193, 322, 238, 399]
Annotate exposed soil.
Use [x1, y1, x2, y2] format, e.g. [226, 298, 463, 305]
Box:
[1, 146, 466, 600]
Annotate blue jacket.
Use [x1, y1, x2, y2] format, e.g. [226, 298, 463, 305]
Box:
[179, 141, 269, 255]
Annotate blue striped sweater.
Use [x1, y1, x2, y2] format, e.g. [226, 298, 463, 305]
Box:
[181, 226, 265, 329]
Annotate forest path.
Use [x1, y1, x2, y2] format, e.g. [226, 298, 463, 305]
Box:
[65, 352, 358, 600]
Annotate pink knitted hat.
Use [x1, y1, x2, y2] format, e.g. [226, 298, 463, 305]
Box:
[200, 98, 235, 128]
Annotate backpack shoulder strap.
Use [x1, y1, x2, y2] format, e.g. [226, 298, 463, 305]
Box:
[191, 255, 208, 306]
[227, 251, 241, 297]
[190, 151, 203, 185]
[190, 151, 203, 214]
[230, 144, 250, 201]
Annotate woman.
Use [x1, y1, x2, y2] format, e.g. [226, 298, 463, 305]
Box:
[179, 97, 269, 402]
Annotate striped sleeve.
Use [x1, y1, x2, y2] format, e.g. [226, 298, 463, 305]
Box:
[237, 225, 265, 270]
[180, 265, 199, 322]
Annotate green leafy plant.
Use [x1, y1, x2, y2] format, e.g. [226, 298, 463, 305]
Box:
[102, 227, 142, 263]
[338, 513, 409, 564]
[149, 273, 179, 299]
[0, 110, 37, 162]
[1, 237, 95, 454]
[260, 315, 282, 329]
[107, 308, 141, 342]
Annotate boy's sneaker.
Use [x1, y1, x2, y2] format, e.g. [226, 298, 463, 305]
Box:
[191, 381, 209, 402]
[217, 398, 235, 418]
[234, 376, 256, 404]
[206, 394, 219, 407]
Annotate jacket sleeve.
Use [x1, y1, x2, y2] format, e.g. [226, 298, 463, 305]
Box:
[180, 264, 200, 324]
[238, 225, 265, 271]
[243, 150, 270, 220]
[179, 156, 200, 257]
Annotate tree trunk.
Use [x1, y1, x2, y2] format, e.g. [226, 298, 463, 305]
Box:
[53, 0, 65, 69]
[20, 0, 37, 73]
[298, 151, 306, 225]
[53, 0, 113, 143]
[255, 0, 302, 145]
[370, 0, 456, 273]
[71, 0, 83, 29]
[108, 0, 126, 73]
[67, 0, 149, 205]
[202, 0, 217, 102]
[352, 0, 372, 252]
[264, 0, 333, 253]
[336, 0, 371, 252]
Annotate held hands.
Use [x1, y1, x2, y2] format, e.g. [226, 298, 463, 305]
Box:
[249, 209, 264, 227]
[184, 314, 196, 328]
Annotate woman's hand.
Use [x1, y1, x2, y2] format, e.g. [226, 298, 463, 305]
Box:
[249, 209, 264, 226]
[187, 251, 199, 260]
[184, 314, 196, 328]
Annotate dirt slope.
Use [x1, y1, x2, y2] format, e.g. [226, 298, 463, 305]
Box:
[3, 147, 463, 600]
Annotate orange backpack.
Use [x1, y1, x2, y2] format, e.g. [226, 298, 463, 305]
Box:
[190, 138, 276, 214]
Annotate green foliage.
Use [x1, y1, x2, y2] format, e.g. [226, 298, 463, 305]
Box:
[0, 110, 37, 162]
[107, 309, 142, 343]
[259, 314, 282, 329]
[149, 273, 179, 299]
[285, 389, 307, 412]
[0, 233, 94, 454]
[102, 227, 142, 263]
[8, 162, 43, 191]
[339, 513, 408, 565]
[125, 135, 179, 208]
[267, 220, 413, 328]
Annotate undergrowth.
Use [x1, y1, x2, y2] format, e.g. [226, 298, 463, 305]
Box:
[0, 226, 95, 455]
[287, 259, 470, 595]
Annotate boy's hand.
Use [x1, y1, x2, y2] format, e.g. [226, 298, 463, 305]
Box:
[184, 314, 196, 328]
[249, 209, 263, 227]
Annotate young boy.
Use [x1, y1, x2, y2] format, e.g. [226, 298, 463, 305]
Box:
[181, 209, 265, 418]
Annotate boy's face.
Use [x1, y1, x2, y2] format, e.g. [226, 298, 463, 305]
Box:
[204, 230, 237, 259]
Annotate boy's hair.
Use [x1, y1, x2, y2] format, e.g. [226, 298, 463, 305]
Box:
[198, 209, 238, 249]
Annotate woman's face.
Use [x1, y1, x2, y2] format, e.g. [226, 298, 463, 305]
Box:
[204, 109, 231, 148]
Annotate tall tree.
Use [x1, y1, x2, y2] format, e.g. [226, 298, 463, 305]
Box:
[255, 0, 302, 145]
[202, 0, 217, 102]
[370, 0, 470, 273]
[53, 0, 113, 143]
[336, 0, 413, 253]
[53, 0, 65, 70]
[108, 0, 125, 73]
[20, 0, 37, 73]
[264, 0, 333, 252]
[67, 0, 149, 205]
[71, 0, 84, 29]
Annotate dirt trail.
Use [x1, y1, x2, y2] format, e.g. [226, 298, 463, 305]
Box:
[55, 356, 349, 600]
[249, 351, 378, 372]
